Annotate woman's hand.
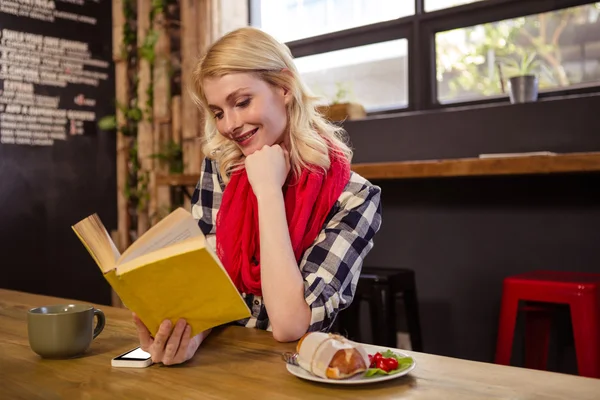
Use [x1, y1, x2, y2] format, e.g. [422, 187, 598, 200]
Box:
[133, 313, 205, 366]
[245, 144, 290, 199]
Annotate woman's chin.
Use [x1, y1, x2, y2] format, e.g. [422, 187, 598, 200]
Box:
[240, 144, 258, 157]
[240, 140, 265, 156]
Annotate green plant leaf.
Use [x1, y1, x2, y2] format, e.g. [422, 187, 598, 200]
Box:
[127, 107, 143, 122]
[97, 115, 117, 131]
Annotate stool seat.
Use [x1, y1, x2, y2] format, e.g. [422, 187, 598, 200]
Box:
[358, 267, 419, 292]
[495, 270, 600, 378]
[508, 270, 600, 286]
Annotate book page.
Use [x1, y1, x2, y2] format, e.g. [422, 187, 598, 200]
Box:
[118, 208, 203, 265]
[72, 214, 121, 273]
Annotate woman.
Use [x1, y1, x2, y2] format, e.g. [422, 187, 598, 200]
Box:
[133, 27, 382, 365]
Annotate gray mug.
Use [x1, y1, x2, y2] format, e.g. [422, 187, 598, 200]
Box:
[27, 304, 105, 359]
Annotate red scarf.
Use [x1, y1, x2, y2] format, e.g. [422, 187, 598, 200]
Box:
[215, 152, 351, 296]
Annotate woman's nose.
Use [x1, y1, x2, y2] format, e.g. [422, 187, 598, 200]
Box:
[223, 114, 242, 137]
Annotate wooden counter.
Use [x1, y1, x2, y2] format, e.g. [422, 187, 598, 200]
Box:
[351, 152, 600, 180]
[1, 289, 600, 399]
[155, 152, 600, 186]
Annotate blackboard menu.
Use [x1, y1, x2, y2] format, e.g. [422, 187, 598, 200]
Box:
[0, 0, 116, 306]
[0, 0, 111, 146]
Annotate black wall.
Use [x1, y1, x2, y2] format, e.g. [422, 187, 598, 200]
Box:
[344, 94, 600, 369]
[0, 2, 115, 305]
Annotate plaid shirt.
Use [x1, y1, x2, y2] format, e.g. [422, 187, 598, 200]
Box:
[191, 157, 382, 333]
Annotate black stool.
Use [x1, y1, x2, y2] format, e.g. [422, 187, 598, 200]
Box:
[334, 267, 423, 352]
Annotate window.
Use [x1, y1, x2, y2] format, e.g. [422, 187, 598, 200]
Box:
[436, 3, 600, 104]
[251, 0, 600, 114]
[254, 0, 413, 43]
[295, 39, 409, 111]
[425, 0, 486, 12]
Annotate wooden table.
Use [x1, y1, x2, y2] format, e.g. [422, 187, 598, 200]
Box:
[1, 289, 599, 399]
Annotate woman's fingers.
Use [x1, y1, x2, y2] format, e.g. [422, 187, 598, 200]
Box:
[172, 325, 193, 364]
[162, 319, 187, 365]
[150, 319, 172, 363]
[132, 317, 200, 366]
[132, 313, 153, 351]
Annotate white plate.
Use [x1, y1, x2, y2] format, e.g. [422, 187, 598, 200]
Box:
[286, 343, 416, 385]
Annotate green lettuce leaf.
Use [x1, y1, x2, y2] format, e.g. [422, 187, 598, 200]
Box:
[365, 350, 414, 377]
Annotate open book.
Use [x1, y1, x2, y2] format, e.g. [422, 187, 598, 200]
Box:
[72, 207, 251, 337]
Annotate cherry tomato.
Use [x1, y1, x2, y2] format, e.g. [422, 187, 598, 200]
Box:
[373, 352, 383, 362]
[368, 354, 375, 368]
[376, 358, 389, 371]
[383, 357, 399, 371]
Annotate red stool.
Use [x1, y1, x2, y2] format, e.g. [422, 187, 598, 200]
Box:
[494, 270, 600, 378]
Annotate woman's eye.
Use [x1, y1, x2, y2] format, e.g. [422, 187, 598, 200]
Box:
[214, 112, 223, 120]
[236, 98, 250, 108]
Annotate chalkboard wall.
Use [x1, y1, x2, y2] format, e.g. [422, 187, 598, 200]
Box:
[0, 0, 115, 305]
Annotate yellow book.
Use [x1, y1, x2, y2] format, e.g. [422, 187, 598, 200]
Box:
[71, 207, 251, 337]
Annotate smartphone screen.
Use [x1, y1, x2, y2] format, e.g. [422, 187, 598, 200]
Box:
[116, 347, 151, 360]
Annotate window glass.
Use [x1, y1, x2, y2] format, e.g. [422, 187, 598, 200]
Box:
[295, 39, 409, 111]
[253, 0, 414, 43]
[436, 3, 600, 103]
[426, 0, 485, 12]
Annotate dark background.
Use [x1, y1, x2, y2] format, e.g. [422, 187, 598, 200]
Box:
[0, 0, 115, 305]
[345, 94, 600, 370]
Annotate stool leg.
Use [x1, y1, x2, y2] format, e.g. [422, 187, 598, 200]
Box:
[403, 288, 423, 352]
[570, 296, 600, 378]
[495, 291, 520, 366]
[523, 306, 552, 371]
[385, 284, 397, 348]
[340, 296, 362, 342]
[369, 283, 387, 346]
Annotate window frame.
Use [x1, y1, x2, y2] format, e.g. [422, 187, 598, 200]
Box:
[249, 0, 600, 115]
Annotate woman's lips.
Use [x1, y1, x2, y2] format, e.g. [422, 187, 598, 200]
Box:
[236, 128, 258, 145]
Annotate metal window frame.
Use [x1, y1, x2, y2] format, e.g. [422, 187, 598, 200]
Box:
[249, 0, 600, 113]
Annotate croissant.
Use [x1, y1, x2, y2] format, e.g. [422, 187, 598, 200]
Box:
[296, 332, 370, 379]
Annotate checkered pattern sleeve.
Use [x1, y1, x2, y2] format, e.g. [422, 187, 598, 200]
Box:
[191, 158, 223, 250]
[300, 173, 382, 332]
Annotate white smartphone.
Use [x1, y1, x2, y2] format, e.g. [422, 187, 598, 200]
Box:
[111, 347, 153, 368]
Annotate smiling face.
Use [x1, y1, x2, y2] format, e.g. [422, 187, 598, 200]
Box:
[203, 73, 291, 156]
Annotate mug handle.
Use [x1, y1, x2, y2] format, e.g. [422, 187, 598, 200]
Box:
[93, 308, 106, 339]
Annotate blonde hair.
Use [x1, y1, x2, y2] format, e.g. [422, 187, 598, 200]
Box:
[190, 27, 353, 183]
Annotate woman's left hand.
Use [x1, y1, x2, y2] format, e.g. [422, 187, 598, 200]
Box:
[133, 314, 204, 366]
[245, 144, 290, 199]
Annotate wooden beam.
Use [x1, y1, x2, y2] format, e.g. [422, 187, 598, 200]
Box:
[180, 0, 201, 211]
[152, 10, 171, 125]
[180, 0, 200, 171]
[172, 95, 182, 145]
[112, 0, 124, 62]
[112, 0, 131, 253]
[137, 0, 153, 235]
[151, 8, 172, 223]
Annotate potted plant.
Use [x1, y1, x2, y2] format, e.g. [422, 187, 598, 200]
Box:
[500, 53, 541, 104]
[317, 82, 366, 121]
